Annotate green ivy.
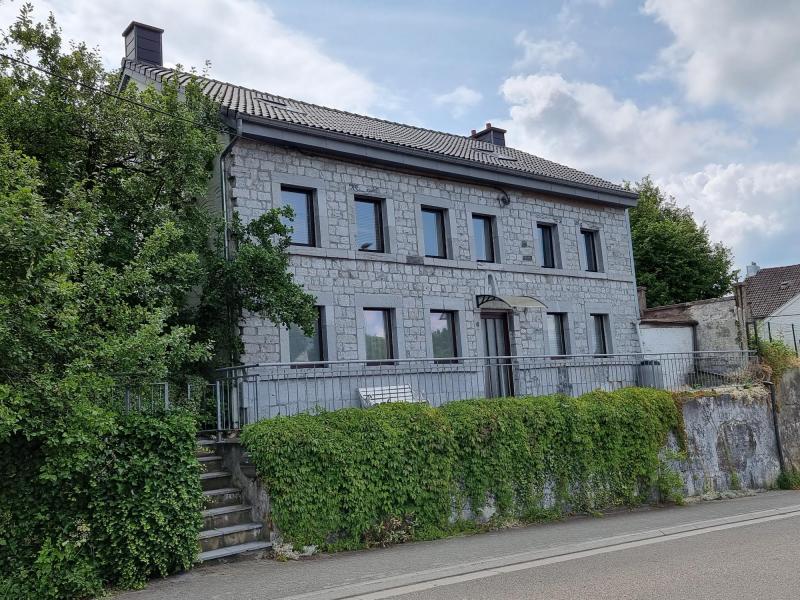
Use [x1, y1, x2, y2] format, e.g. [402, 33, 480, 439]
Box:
[242, 388, 680, 550]
[0, 409, 202, 599]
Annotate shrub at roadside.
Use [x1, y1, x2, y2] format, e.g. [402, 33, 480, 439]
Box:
[0, 404, 202, 599]
[242, 388, 680, 550]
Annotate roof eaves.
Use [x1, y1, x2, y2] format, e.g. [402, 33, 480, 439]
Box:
[235, 114, 639, 204]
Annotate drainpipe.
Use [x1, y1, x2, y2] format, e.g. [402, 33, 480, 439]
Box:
[764, 380, 786, 472]
[219, 118, 243, 260]
[624, 209, 644, 353]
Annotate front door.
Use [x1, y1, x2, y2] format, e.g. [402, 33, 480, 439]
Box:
[481, 313, 514, 398]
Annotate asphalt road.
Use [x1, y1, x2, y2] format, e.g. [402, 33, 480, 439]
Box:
[115, 491, 800, 600]
[391, 513, 800, 600]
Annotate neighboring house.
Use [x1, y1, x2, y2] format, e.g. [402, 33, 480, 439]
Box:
[121, 23, 645, 411]
[735, 262, 800, 352]
[638, 290, 741, 355]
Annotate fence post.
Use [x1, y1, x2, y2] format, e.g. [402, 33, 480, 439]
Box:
[768, 321, 773, 342]
[793, 324, 798, 357]
[215, 380, 223, 443]
[164, 381, 170, 410]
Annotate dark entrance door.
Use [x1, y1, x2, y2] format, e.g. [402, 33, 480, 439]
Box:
[481, 313, 514, 398]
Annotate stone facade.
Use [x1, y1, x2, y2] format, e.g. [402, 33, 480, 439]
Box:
[228, 139, 642, 368]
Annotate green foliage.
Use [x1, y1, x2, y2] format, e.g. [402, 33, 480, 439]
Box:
[0, 8, 314, 598]
[626, 177, 738, 307]
[777, 469, 800, 490]
[758, 340, 800, 383]
[242, 388, 680, 550]
[0, 406, 202, 598]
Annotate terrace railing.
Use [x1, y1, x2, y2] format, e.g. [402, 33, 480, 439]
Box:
[210, 350, 758, 431]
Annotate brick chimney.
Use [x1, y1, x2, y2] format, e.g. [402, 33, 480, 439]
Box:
[471, 122, 506, 147]
[122, 22, 163, 66]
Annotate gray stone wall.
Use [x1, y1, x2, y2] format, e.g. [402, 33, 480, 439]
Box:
[685, 297, 742, 351]
[228, 139, 641, 367]
[777, 368, 800, 472]
[674, 386, 781, 496]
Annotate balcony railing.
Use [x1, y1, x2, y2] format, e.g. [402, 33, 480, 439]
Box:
[207, 350, 758, 430]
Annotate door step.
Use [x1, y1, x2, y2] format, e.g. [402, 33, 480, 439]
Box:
[199, 540, 272, 563]
[199, 522, 264, 552]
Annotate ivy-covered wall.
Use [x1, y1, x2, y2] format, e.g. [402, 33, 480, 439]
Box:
[242, 388, 681, 550]
[0, 410, 202, 599]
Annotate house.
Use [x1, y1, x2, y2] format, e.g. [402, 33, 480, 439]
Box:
[735, 262, 800, 352]
[121, 22, 646, 414]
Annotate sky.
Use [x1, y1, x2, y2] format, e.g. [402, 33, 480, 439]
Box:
[2, 0, 799, 273]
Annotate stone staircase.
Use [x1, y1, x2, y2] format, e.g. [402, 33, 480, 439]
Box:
[197, 441, 271, 562]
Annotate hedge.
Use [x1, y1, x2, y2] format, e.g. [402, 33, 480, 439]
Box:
[0, 408, 202, 599]
[242, 387, 681, 550]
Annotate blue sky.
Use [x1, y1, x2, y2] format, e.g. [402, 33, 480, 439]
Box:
[3, 0, 799, 273]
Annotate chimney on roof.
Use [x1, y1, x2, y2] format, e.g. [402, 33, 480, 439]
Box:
[471, 122, 506, 147]
[745, 261, 761, 278]
[122, 22, 163, 66]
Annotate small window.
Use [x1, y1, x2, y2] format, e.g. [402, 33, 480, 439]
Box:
[472, 215, 496, 262]
[430, 310, 458, 359]
[363, 308, 394, 361]
[355, 197, 385, 252]
[537, 223, 557, 268]
[590, 314, 610, 355]
[281, 187, 315, 246]
[288, 307, 325, 365]
[582, 229, 600, 272]
[546, 312, 569, 356]
[421, 207, 447, 258]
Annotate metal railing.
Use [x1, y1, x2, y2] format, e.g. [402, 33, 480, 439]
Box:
[211, 350, 759, 429]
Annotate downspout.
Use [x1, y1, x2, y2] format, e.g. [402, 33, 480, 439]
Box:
[219, 118, 242, 365]
[625, 208, 644, 352]
[220, 118, 243, 260]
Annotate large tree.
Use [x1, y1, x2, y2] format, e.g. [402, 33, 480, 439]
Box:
[627, 177, 738, 308]
[0, 8, 315, 595]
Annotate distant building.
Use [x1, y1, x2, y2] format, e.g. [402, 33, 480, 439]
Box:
[735, 262, 800, 351]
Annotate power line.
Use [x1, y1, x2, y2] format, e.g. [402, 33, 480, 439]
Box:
[0, 52, 234, 136]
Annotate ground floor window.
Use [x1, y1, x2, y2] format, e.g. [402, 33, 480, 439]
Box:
[546, 312, 569, 356]
[364, 308, 394, 361]
[289, 306, 325, 365]
[430, 310, 458, 359]
[590, 313, 611, 355]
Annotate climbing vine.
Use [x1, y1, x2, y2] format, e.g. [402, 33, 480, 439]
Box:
[242, 388, 681, 550]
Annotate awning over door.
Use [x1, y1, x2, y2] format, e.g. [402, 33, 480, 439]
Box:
[476, 294, 548, 311]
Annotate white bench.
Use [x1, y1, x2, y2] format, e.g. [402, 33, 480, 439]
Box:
[357, 385, 424, 408]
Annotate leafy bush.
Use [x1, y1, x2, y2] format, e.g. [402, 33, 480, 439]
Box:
[777, 469, 800, 490]
[0, 407, 202, 598]
[242, 388, 680, 550]
[758, 340, 800, 383]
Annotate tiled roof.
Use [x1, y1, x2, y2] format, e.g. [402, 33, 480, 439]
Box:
[122, 59, 633, 197]
[744, 264, 800, 318]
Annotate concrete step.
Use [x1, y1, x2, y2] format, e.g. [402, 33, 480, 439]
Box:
[201, 471, 232, 491]
[198, 540, 272, 563]
[198, 455, 223, 472]
[199, 522, 264, 552]
[203, 487, 242, 509]
[202, 504, 252, 529]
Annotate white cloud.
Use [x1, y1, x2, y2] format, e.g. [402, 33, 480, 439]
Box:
[433, 85, 482, 118]
[642, 0, 800, 124]
[655, 163, 800, 269]
[498, 73, 746, 178]
[513, 32, 582, 71]
[0, 0, 381, 114]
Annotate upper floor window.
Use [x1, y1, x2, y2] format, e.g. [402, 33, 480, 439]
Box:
[537, 223, 557, 269]
[355, 197, 385, 252]
[582, 229, 601, 272]
[281, 186, 315, 246]
[546, 312, 569, 356]
[289, 307, 325, 365]
[422, 207, 448, 258]
[472, 214, 496, 263]
[430, 310, 458, 359]
[590, 313, 610, 355]
[364, 308, 394, 361]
